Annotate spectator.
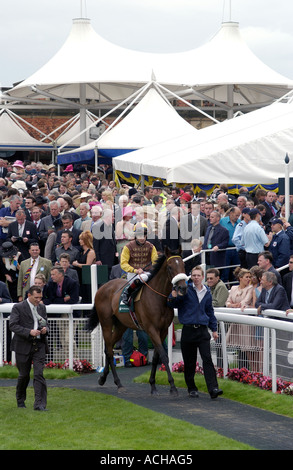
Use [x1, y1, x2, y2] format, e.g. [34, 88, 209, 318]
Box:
[283, 254, 293, 308]
[232, 208, 251, 268]
[17, 242, 52, 301]
[72, 231, 96, 303]
[220, 206, 241, 283]
[58, 253, 79, 284]
[255, 271, 290, 313]
[92, 208, 118, 278]
[206, 268, 229, 308]
[54, 230, 80, 265]
[0, 241, 23, 302]
[0, 195, 22, 245]
[202, 210, 229, 268]
[43, 266, 79, 305]
[268, 218, 290, 268]
[7, 209, 38, 260]
[9, 285, 49, 410]
[73, 202, 91, 230]
[257, 251, 282, 284]
[242, 208, 270, 268]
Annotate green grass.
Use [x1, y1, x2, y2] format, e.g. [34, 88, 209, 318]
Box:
[0, 387, 253, 450]
[134, 371, 293, 419]
[0, 364, 78, 380]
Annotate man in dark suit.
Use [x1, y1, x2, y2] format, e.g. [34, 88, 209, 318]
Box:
[7, 209, 38, 259]
[43, 266, 79, 305]
[282, 255, 293, 307]
[255, 271, 290, 313]
[180, 201, 208, 274]
[161, 205, 181, 252]
[202, 211, 229, 268]
[92, 208, 118, 277]
[262, 191, 278, 231]
[9, 286, 49, 410]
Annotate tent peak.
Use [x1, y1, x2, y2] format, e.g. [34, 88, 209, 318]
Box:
[72, 17, 91, 24]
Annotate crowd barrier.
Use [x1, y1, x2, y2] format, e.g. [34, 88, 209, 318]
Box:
[1, 254, 293, 393]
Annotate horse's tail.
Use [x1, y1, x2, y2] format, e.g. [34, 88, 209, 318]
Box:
[86, 303, 100, 332]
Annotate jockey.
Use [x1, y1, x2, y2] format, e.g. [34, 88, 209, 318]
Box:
[120, 223, 158, 305]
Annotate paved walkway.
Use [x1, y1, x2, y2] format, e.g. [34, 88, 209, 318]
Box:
[2, 366, 292, 450]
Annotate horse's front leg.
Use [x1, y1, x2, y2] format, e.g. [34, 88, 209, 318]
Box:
[149, 349, 160, 395]
[155, 344, 178, 396]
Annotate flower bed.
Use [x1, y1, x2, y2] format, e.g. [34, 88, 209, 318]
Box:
[45, 359, 94, 374]
[160, 361, 293, 395]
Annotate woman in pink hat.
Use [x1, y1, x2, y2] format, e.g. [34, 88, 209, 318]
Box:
[115, 206, 136, 257]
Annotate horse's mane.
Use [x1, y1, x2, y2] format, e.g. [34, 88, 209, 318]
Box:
[147, 249, 181, 283]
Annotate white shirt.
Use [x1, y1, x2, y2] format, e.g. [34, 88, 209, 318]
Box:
[193, 283, 207, 303]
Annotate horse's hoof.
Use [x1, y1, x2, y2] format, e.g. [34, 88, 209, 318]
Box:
[117, 386, 126, 394]
[170, 387, 178, 397]
[150, 386, 159, 396]
[98, 377, 106, 386]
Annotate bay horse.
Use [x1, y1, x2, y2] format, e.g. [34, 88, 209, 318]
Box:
[88, 247, 188, 395]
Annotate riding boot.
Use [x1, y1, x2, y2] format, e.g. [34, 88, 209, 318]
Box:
[122, 279, 143, 305]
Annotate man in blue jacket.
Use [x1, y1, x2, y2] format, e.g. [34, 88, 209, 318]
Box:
[268, 218, 290, 269]
[167, 265, 223, 399]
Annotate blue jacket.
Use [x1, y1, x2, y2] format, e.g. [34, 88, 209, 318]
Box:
[167, 281, 217, 332]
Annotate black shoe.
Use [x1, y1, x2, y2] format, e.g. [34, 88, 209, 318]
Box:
[17, 403, 26, 408]
[189, 390, 199, 398]
[210, 388, 223, 399]
[34, 406, 49, 411]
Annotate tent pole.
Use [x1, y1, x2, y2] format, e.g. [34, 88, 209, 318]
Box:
[94, 147, 98, 174]
[285, 154, 290, 220]
[80, 84, 87, 147]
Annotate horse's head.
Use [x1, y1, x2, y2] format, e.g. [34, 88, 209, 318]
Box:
[165, 248, 188, 297]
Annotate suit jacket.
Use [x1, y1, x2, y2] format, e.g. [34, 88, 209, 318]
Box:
[38, 214, 61, 242]
[269, 231, 290, 268]
[17, 257, 53, 298]
[161, 216, 181, 252]
[93, 222, 118, 272]
[262, 201, 278, 230]
[9, 299, 48, 355]
[43, 275, 80, 305]
[7, 220, 38, 259]
[0, 280, 12, 303]
[255, 283, 290, 312]
[282, 271, 293, 306]
[202, 223, 229, 267]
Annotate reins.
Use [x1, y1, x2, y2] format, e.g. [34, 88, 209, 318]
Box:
[138, 255, 185, 298]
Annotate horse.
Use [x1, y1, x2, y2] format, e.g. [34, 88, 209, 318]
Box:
[88, 247, 188, 395]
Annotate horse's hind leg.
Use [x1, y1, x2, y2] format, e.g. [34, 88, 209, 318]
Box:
[156, 343, 178, 396]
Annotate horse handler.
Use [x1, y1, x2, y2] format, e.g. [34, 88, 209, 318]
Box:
[167, 265, 223, 399]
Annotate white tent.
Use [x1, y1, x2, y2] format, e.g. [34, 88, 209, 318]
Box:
[55, 112, 98, 148]
[57, 87, 197, 166]
[113, 96, 293, 185]
[5, 19, 293, 116]
[0, 109, 54, 152]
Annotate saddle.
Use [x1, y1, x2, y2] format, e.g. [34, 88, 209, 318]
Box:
[118, 285, 144, 330]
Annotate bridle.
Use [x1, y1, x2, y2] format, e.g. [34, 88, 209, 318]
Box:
[139, 255, 188, 298]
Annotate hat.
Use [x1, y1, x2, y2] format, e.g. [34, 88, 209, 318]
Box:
[271, 218, 283, 226]
[152, 180, 163, 189]
[134, 222, 148, 236]
[249, 208, 261, 216]
[122, 206, 136, 218]
[11, 180, 27, 193]
[89, 200, 101, 208]
[242, 208, 251, 214]
[79, 192, 90, 199]
[48, 164, 56, 170]
[180, 192, 192, 202]
[65, 164, 73, 172]
[35, 195, 47, 206]
[128, 187, 137, 197]
[13, 160, 24, 169]
[0, 241, 18, 258]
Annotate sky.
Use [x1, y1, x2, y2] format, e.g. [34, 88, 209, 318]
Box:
[1, 0, 293, 88]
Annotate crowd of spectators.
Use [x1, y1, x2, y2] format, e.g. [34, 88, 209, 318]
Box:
[1, 158, 293, 367]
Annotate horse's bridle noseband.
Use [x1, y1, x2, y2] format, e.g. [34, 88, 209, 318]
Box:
[166, 256, 189, 286]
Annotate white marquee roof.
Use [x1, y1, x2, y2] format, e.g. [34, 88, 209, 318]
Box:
[113, 97, 293, 184]
[0, 110, 53, 151]
[5, 19, 293, 111]
[58, 87, 196, 163]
